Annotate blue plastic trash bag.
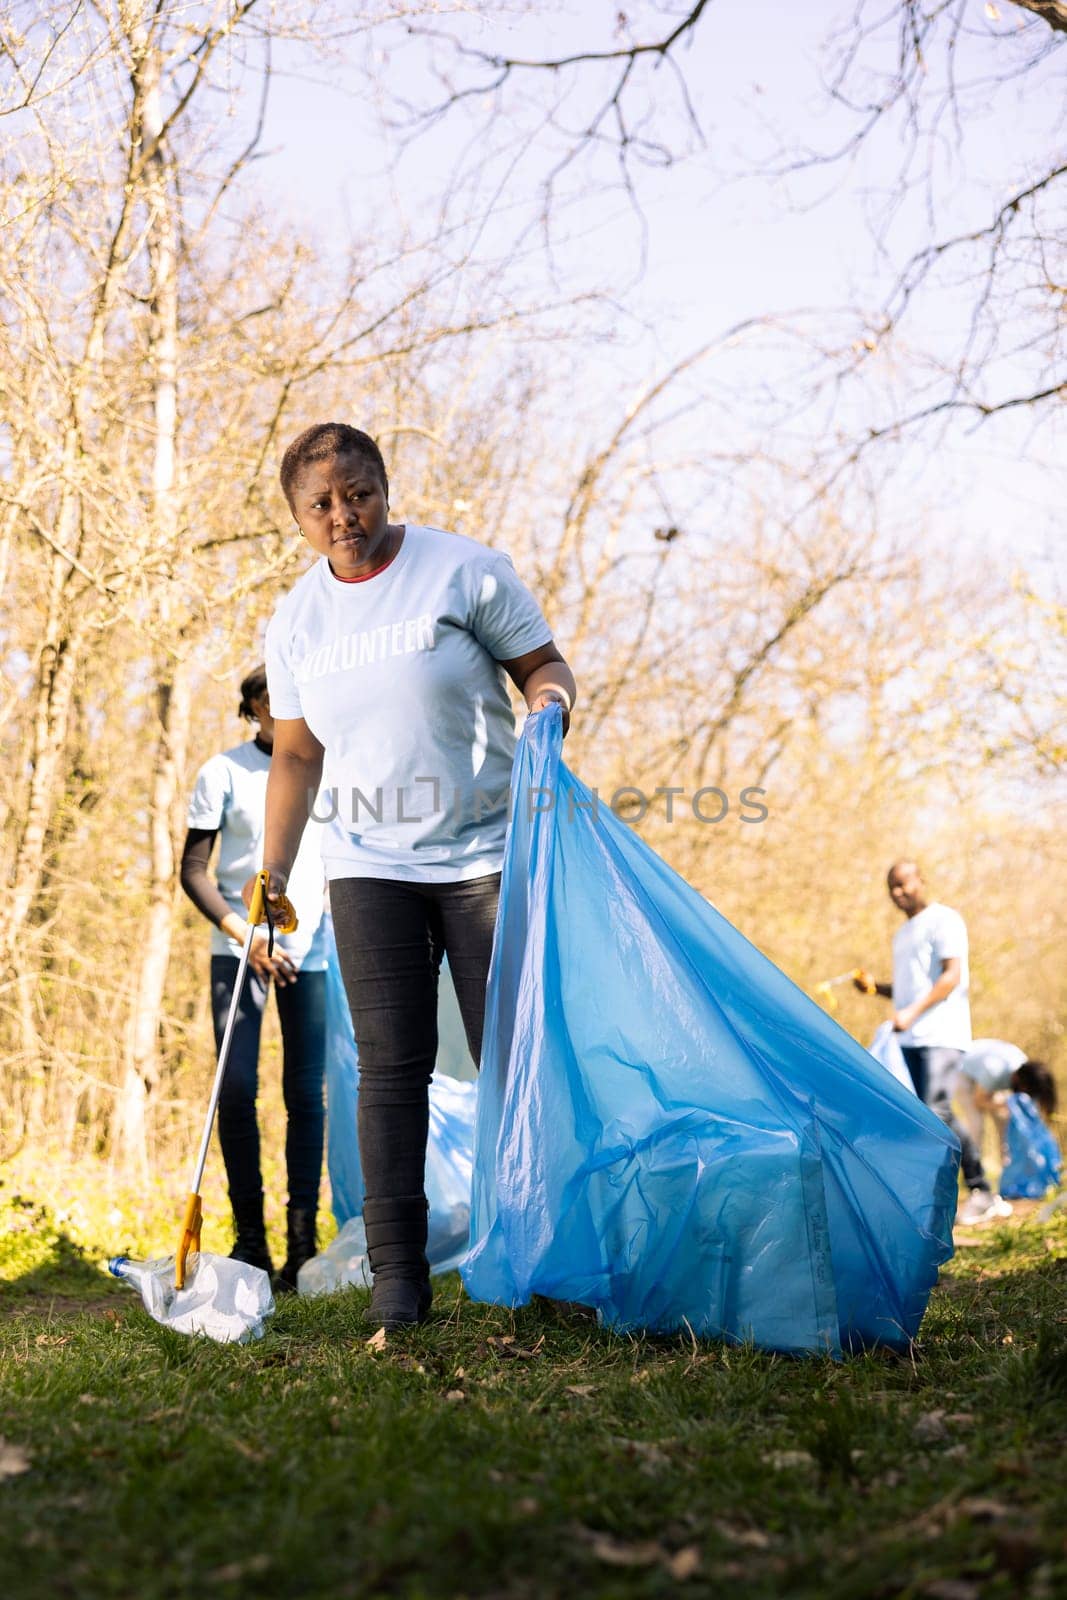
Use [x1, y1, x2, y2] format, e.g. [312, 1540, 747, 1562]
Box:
[999, 1093, 1062, 1200]
[299, 942, 476, 1295]
[462, 706, 959, 1355]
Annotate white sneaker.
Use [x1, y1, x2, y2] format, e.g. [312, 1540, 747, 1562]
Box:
[957, 1191, 1013, 1226]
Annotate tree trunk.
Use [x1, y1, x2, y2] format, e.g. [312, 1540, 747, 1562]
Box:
[0, 484, 86, 975]
[115, 28, 185, 1179]
[118, 663, 191, 1178]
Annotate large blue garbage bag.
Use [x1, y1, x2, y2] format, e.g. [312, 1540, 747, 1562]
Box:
[1000, 1093, 1062, 1200]
[462, 707, 959, 1355]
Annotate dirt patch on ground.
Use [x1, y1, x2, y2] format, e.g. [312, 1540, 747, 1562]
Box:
[0, 1293, 126, 1322]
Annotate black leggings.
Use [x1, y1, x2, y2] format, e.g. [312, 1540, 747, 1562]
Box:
[330, 874, 500, 1204]
[211, 957, 326, 1212]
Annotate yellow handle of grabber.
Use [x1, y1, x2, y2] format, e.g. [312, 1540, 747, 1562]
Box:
[176, 1191, 202, 1284]
[247, 869, 299, 936]
[174, 870, 299, 1288]
[813, 968, 875, 1013]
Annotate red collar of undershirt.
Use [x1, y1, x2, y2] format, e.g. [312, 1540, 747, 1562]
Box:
[329, 537, 402, 584]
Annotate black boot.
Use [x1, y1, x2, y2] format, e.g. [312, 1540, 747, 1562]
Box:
[362, 1195, 432, 1330]
[229, 1193, 274, 1277]
[273, 1207, 318, 1295]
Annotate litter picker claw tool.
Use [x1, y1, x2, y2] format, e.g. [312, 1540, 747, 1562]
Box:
[175, 870, 297, 1289]
[813, 968, 874, 1013]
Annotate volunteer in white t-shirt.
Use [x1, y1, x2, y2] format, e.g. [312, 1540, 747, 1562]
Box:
[956, 1042, 1059, 1161]
[854, 860, 1011, 1225]
[181, 666, 329, 1289]
[254, 423, 577, 1331]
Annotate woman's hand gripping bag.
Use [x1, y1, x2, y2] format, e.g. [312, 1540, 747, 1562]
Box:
[462, 706, 959, 1355]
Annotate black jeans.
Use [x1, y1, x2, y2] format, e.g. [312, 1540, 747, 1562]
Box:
[901, 1044, 989, 1192]
[330, 874, 500, 1205]
[211, 956, 327, 1212]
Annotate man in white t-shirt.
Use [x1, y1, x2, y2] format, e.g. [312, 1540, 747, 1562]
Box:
[854, 860, 1011, 1225]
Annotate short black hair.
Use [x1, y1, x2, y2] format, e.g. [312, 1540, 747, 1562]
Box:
[1011, 1059, 1058, 1120]
[279, 423, 389, 509]
[238, 665, 268, 721]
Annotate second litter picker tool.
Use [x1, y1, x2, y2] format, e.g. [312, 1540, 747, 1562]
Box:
[175, 869, 297, 1289]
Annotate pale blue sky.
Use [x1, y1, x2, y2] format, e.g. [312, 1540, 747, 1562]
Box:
[250, 0, 1065, 581]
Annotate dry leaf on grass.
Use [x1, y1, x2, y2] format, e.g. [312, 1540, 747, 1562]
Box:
[445, 1389, 466, 1402]
[208, 1554, 270, 1583]
[913, 1409, 949, 1442]
[486, 1335, 545, 1359]
[564, 1384, 596, 1398]
[0, 1440, 31, 1480]
[952, 1497, 1012, 1524]
[762, 1449, 815, 1471]
[666, 1545, 701, 1580]
[576, 1529, 661, 1567]
[226, 1436, 268, 1463]
[365, 1327, 388, 1352]
[612, 1437, 674, 1471]
[922, 1580, 980, 1600]
[574, 1527, 701, 1580]
[714, 1520, 772, 1550]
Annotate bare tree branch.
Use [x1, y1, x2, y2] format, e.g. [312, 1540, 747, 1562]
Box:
[1010, 1, 1067, 34]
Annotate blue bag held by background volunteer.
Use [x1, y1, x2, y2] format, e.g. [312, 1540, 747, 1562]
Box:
[462, 706, 959, 1355]
[999, 1092, 1062, 1200]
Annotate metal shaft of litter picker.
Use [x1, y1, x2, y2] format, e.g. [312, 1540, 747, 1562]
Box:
[175, 871, 296, 1287]
[189, 914, 258, 1200]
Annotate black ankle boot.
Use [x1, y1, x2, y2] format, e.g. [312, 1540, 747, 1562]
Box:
[229, 1194, 274, 1277]
[273, 1207, 318, 1295]
[367, 1276, 433, 1329]
[362, 1195, 432, 1330]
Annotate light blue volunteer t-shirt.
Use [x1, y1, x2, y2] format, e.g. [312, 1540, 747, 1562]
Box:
[958, 1039, 1026, 1094]
[264, 525, 553, 882]
[187, 739, 329, 967]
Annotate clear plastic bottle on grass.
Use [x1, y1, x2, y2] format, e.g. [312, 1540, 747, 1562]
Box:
[108, 1253, 274, 1343]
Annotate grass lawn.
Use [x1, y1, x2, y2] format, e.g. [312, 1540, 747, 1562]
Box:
[2, 1184, 1066, 1600]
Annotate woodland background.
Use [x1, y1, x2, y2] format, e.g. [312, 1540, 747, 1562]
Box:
[1, 0, 1064, 1210]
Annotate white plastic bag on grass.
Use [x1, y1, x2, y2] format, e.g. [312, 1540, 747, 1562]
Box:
[108, 1253, 274, 1343]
